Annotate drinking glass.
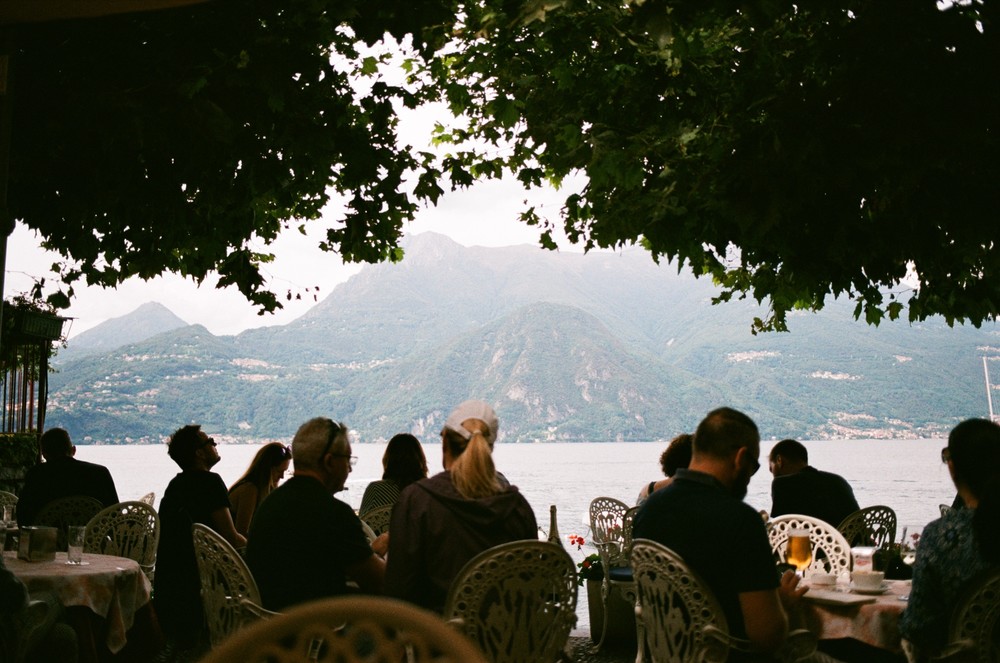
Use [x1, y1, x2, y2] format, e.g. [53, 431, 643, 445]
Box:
[67, 526, 87, 565]
[786, 528, 813, 577]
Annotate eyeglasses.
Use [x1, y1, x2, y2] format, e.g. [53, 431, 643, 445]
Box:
[941, 447, 951, 463]
[749, 457, 761, 476]
[330, 453, 358, 469]
[202, 437, 217, 448]
[279, 445, 292, 460]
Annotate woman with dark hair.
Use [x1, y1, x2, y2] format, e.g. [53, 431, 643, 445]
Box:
[229, 442, 292, 536]
[900, 418, 1000, 660]
[359, 433, 428, 516]
[636, 433, 693, 505]
[384, 400, 537, 612]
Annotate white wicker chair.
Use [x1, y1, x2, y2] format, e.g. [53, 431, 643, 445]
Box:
[198, 596, 489, 663]
[766, 514, 853, 576]
[83, 500, 159, 582]
[443, 540, 577, 663]
[359, 504, 392, 537]
[192, 523, 275, 648]
[631, 538, 817, 663]
[837, 505, 897, 549]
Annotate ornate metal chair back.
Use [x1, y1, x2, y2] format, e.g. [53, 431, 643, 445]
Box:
[83, 500, 159, 582]
[35, 495, 103, 550]
[631, 539, 817, 663]
[198, 596, 489, 663]
[939, 566, 1000, 663]
[138, 492, 156, 507]
[0, 491, 17, 512]
[443, 540, 578, 663]
[631, 538, 732, 663]
[766, 514, 852, 575]
[191, 523, 272, 649]
[836, 505, 897, 549]
[589, 496, 628, 549]
[359, 504, 392, 537]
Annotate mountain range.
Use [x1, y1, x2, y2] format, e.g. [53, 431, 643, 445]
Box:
[47, 232, 1000, 444]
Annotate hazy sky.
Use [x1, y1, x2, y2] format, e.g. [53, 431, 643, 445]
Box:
[6, 175, 585, 338]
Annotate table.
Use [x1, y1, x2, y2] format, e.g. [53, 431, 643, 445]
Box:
[3, 550, 152, 654]
[802, 579, 909, 652]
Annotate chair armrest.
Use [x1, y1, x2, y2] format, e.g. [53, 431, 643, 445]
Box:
[932, 639, 976, 663]
[238, 598, 278, 624]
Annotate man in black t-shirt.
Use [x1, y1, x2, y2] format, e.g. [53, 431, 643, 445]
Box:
[247, 418, 384, 611]
[153, 425, 245, 652]
[769, 438, 860, 528]
[634, 408, 807, 659]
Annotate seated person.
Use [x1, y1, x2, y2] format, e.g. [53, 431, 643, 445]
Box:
[154, 425, 245, 654]
[228, 442, 292, 536]
[900, 418, 1000, 661]
[636, 433, 692, 505]
[16, 428, 119, 526]
[768, 438, 859, 528]
[359, 433, 428, 516]
[1, 555, 78, 662]
[385, 400, 538, 613]
[247, 418, 384, 611]
[634, 407, 808, 660]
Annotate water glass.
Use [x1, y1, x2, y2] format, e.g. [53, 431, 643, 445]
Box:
[67, 526, 86, 565]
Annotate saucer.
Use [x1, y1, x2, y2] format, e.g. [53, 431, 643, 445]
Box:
[850, 582, 889, 595]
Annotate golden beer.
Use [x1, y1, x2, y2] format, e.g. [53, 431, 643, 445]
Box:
[786, 531, 812, 573]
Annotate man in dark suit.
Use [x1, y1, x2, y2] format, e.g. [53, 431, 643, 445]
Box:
[16, 428, 120, 526]
[769, 438, 860, 527]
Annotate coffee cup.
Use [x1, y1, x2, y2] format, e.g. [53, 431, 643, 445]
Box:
[852, 570, 884, 590]
[809, 572, 837, 586]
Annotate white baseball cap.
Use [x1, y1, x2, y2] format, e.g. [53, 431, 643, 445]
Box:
[444, 400, 499, 445]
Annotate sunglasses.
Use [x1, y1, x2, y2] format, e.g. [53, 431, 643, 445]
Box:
[202, 437, 217, 448]
[321, 420, 354, 468]
[941, 447, 951, 463]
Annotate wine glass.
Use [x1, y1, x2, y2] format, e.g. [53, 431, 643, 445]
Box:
[786, 528, 813, 578]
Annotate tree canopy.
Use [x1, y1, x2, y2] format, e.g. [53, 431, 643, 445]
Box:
[9, 0, 1000, 331]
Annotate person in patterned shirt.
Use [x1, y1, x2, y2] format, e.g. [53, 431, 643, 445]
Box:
[899, 418, 1000, 659]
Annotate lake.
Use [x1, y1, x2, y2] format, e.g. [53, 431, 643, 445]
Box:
[75, 438, 953, 632]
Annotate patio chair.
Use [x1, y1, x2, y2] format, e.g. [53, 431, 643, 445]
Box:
[837, 505, 897, 549]
[192, 523, 276, 648]
[0, 490, 17, 514]
[631, 538, 817, 663]
[0, 599, 49, 663]
[443, 540, 577, 663]
[359, 504, 392, 537]
[198, 596, 489, 663]
[932, 566, 1000, 663]
[588, 496, 636, 650]
[35, 495, 104, 550]
[83, 500, 159, 583]
[766, 514, 852, 576]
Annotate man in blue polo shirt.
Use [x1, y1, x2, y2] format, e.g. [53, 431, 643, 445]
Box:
[633, 407, 807, 659]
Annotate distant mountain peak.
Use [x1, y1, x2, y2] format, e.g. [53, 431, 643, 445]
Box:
[58, 302, 189, 362]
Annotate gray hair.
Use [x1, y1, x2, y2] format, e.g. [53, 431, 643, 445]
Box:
[291, 418, 348, 471]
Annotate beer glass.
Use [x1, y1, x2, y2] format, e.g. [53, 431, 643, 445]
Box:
[786, 528, 812, 577]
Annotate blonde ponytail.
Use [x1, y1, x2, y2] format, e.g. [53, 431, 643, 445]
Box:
[445, 426, 501, 499]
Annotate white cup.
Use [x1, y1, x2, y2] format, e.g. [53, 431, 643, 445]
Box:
[852, 570, 885, 590]
[67, 526, 86, 565]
